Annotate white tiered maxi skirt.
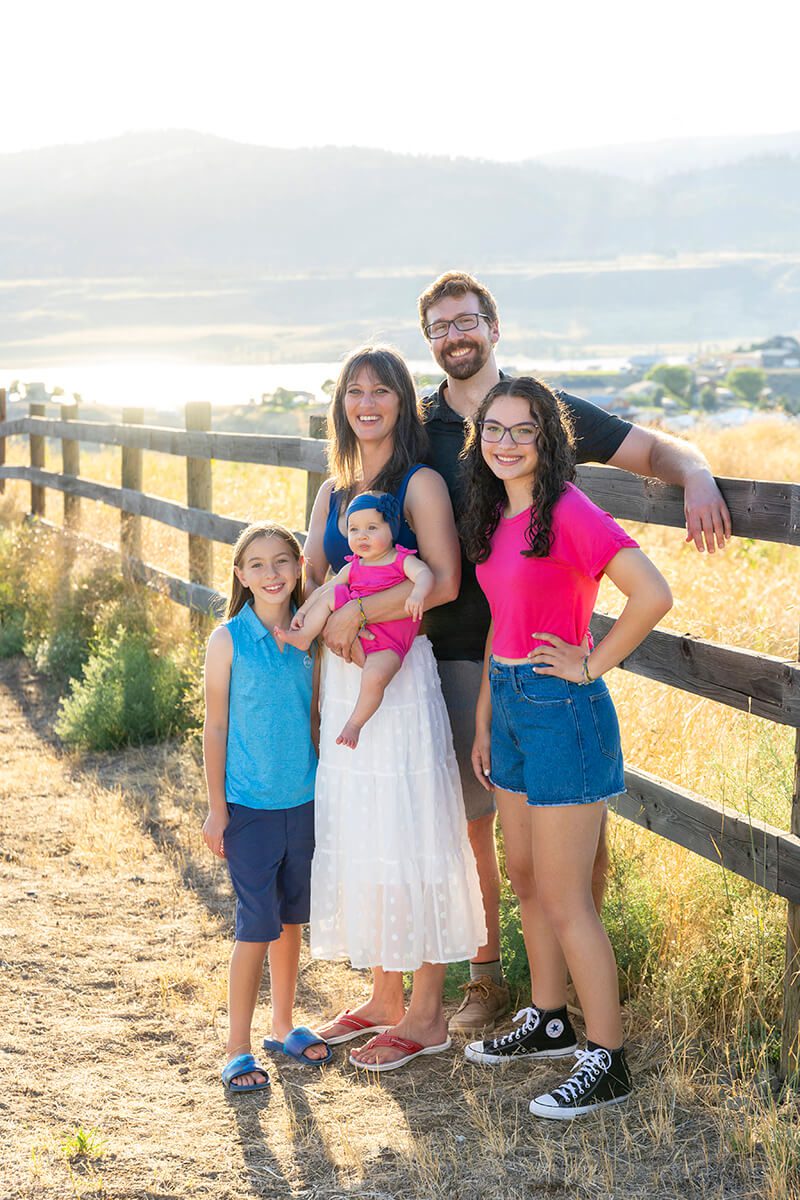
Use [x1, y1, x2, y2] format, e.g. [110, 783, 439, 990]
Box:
[311, 636, 487, 972]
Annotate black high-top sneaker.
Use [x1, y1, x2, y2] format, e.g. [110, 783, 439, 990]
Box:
[464, 1005, 577, 1065]
[528, 1044, 632, 1118]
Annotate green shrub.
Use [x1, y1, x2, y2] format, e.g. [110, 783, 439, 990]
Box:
[55, 625, 193, 749]
[0, 610, 25, 657]
[35, 566, 128, 686]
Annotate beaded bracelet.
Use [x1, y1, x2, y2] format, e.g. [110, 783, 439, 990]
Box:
[355, 595, 368, 631]
[580, 655, 595, 686]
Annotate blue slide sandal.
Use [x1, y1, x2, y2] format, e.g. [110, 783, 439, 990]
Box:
[221, 1053, 270, 1092]
[263, 1026, 332, 1066]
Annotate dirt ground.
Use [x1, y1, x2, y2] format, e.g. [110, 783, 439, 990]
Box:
[0, 655, 784, 1200]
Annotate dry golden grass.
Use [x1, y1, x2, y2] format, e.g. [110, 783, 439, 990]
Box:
[2, 416, 799, 1198]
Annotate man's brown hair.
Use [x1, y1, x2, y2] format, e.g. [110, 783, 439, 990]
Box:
[417, 270, 499, 338]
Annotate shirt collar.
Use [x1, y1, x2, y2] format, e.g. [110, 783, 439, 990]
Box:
[239, 600, 273, 641]
[428, 370, 512, 423]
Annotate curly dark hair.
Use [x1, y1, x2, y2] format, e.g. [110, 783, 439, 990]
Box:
[459, 377, 576, 563]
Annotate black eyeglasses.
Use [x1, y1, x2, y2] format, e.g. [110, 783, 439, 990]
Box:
[424, 313, 491, 340]
[478, 419, 540, 445]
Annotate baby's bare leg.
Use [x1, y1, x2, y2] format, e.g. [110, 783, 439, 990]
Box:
[275, 592, 334, 651]
[337, 650, 401, 749]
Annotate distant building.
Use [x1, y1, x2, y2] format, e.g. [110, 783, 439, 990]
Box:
[743, 336, 800, 369]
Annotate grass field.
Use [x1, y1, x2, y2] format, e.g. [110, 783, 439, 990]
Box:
[1, 416, 799, 1198]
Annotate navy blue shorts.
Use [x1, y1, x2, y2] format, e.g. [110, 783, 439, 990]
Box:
[224, 800, 315, 942]
[489, 661, 624, 806]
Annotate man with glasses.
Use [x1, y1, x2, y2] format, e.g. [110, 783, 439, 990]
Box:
[417, 270, 730, 1035]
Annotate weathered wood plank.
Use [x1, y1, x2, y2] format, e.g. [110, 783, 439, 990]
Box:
[121, 409, 144, 560]
[0, 417, 328, 472]
[185, 402, 214, 634]
[613, 765, 800, 902]
[61, 402, 80, 529]
[127, 558, 224, 616]
[29, 403, 46, 516]
[577, 466, 800, 547]
[4, 467, 248, 544]
[305, 414, 328, 529]
[0, 417, 27, 438]
[591, 614, 800, 727]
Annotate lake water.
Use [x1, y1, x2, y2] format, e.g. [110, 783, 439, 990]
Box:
[2, 356, 633, 412]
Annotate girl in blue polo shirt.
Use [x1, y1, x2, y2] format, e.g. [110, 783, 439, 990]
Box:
[203, 523, 330, 1092]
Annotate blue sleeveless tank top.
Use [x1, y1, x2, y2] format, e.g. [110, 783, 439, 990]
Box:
[224, 603, 316, 810]
[322, 463, 424, 572]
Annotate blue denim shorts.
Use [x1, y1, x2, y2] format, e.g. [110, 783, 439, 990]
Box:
[224, 800, 315, 941]
[489, 661, 624, 806]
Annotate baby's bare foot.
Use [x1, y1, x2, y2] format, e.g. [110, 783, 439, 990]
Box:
[336, 721, 361, 749]
[274, 626, 312, 651]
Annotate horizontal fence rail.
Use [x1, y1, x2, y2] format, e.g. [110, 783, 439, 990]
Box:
[590, 614, 800, 728]
[0, 415, 328, 472]
[614, 767, 800, 904]
[0, 465, 248, 543]
[576, 465, 800, 546]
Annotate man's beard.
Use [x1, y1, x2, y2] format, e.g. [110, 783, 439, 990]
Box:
[437, 339, 490, 381]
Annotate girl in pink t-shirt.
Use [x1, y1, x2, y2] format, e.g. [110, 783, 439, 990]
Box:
[458, 376, 673, 1120]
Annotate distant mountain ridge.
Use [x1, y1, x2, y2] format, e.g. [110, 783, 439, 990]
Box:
[2, 130, 800, 278]
[1, 131, 799, 361]
[535, 131, 800, 181]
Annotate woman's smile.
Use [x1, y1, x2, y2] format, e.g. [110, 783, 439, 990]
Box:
[344, 368, 400, 439]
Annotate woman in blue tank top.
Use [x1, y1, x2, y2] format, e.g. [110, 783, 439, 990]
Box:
[304, 346, 486, 1071]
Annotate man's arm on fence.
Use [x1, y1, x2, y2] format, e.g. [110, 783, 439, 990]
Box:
[607, 424, 731, 554]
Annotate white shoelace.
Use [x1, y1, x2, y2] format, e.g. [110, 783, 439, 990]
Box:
[493, 1006, 540, 1047]
[553, 1048, 612, 1101]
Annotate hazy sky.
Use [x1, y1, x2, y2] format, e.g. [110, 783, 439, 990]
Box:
[3, 0, 798, 160]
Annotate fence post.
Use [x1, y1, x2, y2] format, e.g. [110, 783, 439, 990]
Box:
[780, 626, 800, 1079]
[121, 408, 144, 561]
[305, 413, 328, 529]
[185, 401, 213, 633]
[29, 400, 45, 517]
[0, 387, 6, 494]
[61, 400, 80, 529]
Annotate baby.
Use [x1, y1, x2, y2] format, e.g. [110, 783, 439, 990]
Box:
[276, 493, 433, 748]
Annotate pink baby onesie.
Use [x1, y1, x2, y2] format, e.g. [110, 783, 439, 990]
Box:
[334, 545, 420, 660]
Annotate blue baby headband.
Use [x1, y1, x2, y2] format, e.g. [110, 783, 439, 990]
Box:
[346, 492, 401, 540]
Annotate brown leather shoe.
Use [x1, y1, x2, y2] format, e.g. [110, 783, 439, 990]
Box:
[448, 975, 511, 1035]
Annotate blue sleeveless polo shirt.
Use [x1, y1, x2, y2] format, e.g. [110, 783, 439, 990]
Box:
[224, 603, 316, 810]
[322, 463, 424, 572]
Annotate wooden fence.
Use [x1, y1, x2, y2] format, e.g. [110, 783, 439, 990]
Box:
[1, 389, 799, 1072]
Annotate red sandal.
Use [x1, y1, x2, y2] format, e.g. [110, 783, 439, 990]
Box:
[349, 1031, 452, 1072]
[320, 1010, 392, 1045]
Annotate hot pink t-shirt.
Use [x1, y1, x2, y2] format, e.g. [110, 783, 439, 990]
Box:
[475, 483, 639, 659]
